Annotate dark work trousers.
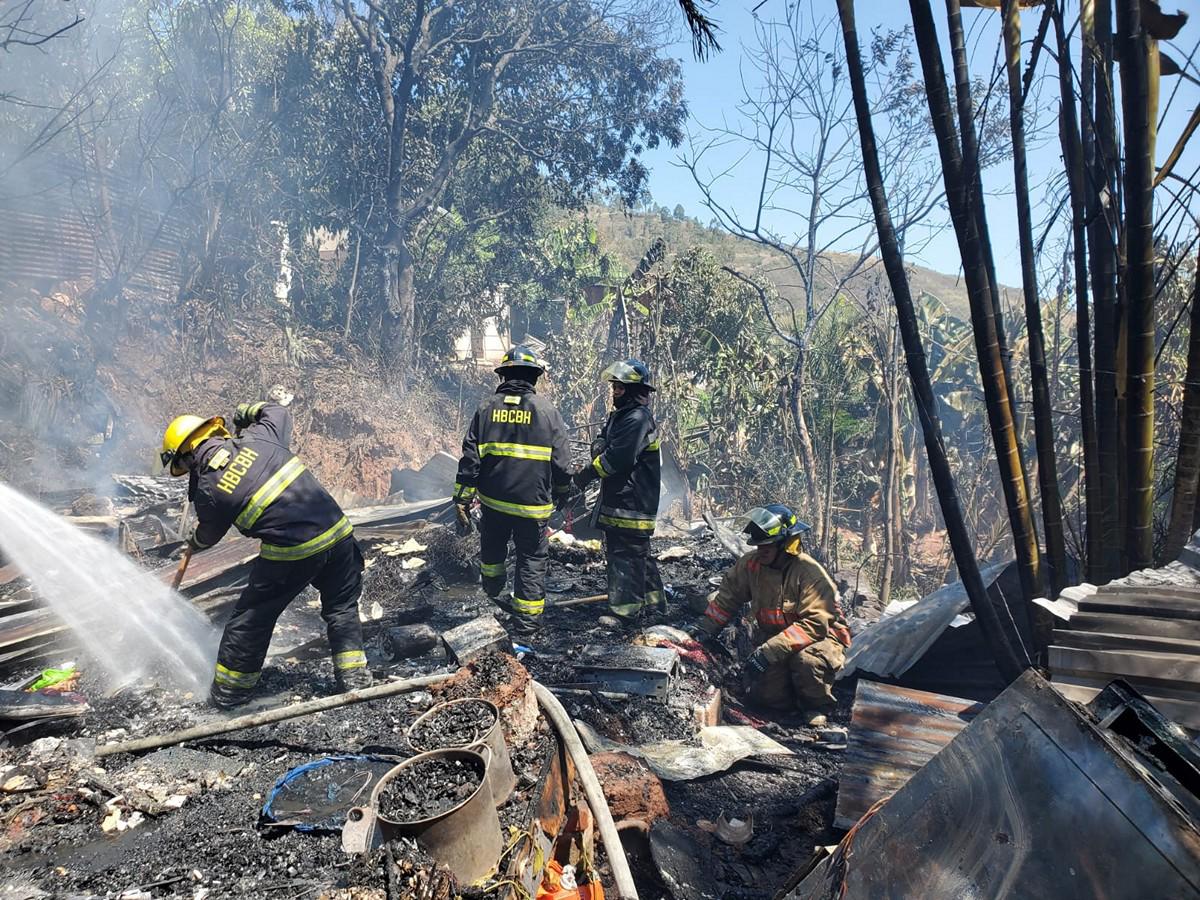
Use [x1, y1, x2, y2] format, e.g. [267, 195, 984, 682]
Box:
[478, 506, 548, 618]
[213, 536, 366, 695]
[604, 530, 664, 619]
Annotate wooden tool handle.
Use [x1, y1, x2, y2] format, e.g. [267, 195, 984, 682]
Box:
[171, 546, 194, 590]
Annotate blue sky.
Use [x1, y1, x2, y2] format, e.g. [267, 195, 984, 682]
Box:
[639, 1, 1200, 289]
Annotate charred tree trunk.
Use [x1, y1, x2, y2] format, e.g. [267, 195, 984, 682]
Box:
[1164, 254, 1200, 561]
[1118, 0, 1158, 570]
[837, 0, 1028, 682]
[1001, 0, 1068, 598]
[1088, 0, 1124, 580]
[911, 0, 1042, 606]
[1054, 1, 1103, 580]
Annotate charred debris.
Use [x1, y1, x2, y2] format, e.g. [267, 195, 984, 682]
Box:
[0, 474, 1198, 899]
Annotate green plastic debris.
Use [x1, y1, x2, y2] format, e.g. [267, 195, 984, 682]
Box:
[26, 666, 77, 692]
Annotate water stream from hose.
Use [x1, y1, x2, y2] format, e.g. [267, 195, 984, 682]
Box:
[0, 481, 219, 693]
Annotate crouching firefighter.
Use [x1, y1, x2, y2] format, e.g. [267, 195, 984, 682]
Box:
[453, 347, 573, 635]
[574, 360, 664, 620]
[161, 394, 371, 709]
[687, 504, 851, 726]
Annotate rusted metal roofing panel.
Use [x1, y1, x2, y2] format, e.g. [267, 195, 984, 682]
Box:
[793, 673, 1200, 899]
[835, 680, 982, 829]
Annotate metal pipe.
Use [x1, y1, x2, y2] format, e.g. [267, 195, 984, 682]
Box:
[532, 680, 639, 900]
[96, 673, 454, 758]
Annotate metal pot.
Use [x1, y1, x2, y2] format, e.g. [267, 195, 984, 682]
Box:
[407, 697, 517, 806]
[342, 747, 502, 885]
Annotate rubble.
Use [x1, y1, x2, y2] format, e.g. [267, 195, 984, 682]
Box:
[789, 672, 1200, 899]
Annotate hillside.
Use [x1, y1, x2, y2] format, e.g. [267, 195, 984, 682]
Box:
[589, 202, 991, 322]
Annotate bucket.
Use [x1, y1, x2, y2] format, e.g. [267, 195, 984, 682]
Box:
[407, 697, 517, 806]
[342, 748, 502, 885]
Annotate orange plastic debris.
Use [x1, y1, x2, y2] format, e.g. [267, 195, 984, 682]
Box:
[536, 860, 605, 900]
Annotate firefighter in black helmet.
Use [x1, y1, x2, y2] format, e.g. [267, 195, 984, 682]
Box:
[453, 347, 573, 635]
[574, 359, 664, 620]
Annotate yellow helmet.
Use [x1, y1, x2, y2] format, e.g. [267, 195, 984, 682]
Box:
[161, 415, 228, 476]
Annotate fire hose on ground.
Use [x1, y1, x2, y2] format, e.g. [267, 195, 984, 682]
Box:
[532, 679, 639, 900]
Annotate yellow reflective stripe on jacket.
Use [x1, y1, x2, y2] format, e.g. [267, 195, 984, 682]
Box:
[260, 516, 353, 561]
[479, 442, 552, 461]
[478, 492, 553, 519]
[454, 482, 476, 500]
[214, 663, 260, 688]
[333, 649, 367, 670]
[235, 456, 306, 530]
[593, 456, 610, 477]
[646, 439, 661, 451]
[598, 513, 656, 530]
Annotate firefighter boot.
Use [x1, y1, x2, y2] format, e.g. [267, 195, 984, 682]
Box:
[335, 666, 373, 693]
[507, 611, 540, 637]
[209, 681, 255, 710]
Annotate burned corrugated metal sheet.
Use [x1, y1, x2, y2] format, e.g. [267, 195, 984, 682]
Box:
[791, 673, 1200, 899]
[0, 164, 184, 292]
[839, 561, 1008, 682]
[835, 680, 981, 829]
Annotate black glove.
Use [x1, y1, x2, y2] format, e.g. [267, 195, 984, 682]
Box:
[554, 491, 572, 512]
[573, 467, 596, 490]
[233, 402, 265, 430]
[684, 622, 713, 645]
[745, 648, 770, 678]
[454, 503, 473, 537]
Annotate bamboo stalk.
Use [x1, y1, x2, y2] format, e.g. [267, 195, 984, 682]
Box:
[1001, 0, 1068, 600]
[1118, 0, 1159, 569]
[1053, 1, 1103, 581]
[912, 0, 1042, 610]
[836, 0, 1029, 682]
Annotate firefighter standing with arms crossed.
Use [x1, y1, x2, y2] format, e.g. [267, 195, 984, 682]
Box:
[574, 359, 664, 621]
[453, 347, 573, 635]
[160, 387, 371, 709]
[687, 504, 851, 726]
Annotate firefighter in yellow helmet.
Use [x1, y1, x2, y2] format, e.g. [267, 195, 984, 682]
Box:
[687, 504, 851, 727]
[160, 388, 370, 709]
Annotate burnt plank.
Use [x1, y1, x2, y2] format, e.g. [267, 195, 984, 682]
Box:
[1078, 594, 1200, 621]
[1095, 584, 1200, 599]
[1064, 612, 1200, 641]
[1052, 630, 1200, 657]
[1049, 645, 1200, 684]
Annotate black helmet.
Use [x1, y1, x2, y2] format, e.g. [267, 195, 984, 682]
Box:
[601, 359, 655, 391]
[738, 504, 810, 546]
[495, 346, 547, 376]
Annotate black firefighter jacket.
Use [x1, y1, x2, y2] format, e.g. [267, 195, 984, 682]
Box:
[189, 403, 351, 560]
[589, 397, 660, 533]
[454, 380, 573, 520]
